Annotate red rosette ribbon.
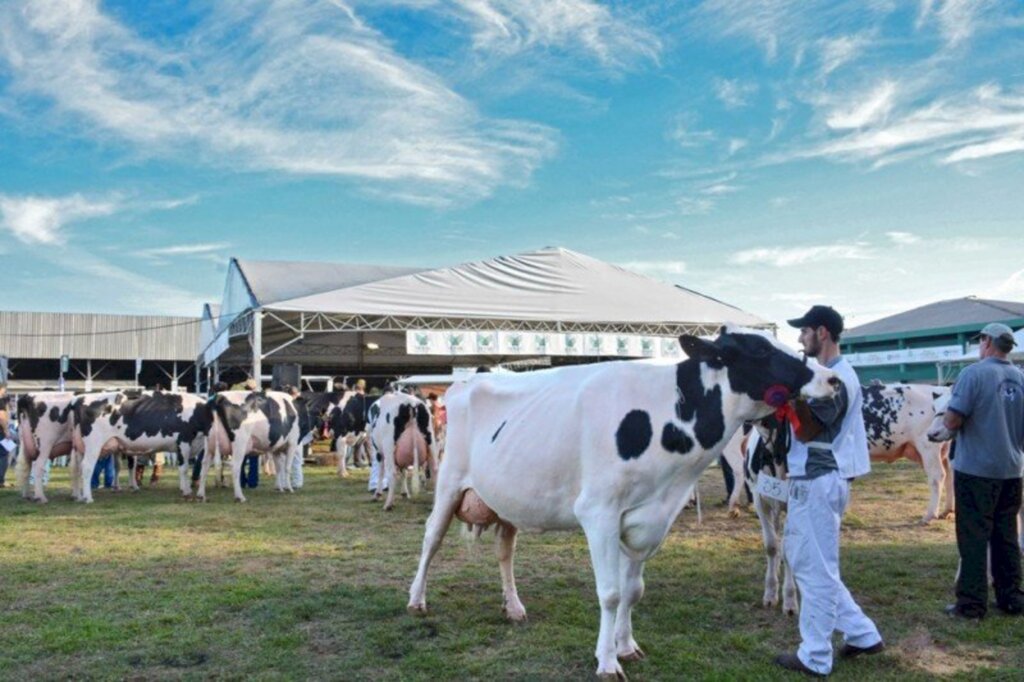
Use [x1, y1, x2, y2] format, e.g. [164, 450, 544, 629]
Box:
[763, 384, 802, 433]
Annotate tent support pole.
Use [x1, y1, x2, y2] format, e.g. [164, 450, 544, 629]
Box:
[252, 310, 263, 386]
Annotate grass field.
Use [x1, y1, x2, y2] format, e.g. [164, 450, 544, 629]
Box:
[1, 458, 1021, 681]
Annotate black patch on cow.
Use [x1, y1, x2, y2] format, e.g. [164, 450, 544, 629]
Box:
[394, 404, 413, 444]
[861, 384, 900, 450]
[117, 392, 212, 448]
[660, 422, 693, 455]
[674, 360, 726, 449]
[415, 403, 433, 444]
[615, 410, 653, 460]
[386, 412, 391, 424]
[73, 396, 111, 438]
[492, 420, 507, 443]
[932, 391, 943, 401]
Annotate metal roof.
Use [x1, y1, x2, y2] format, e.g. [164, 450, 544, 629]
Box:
[0, 311, 201, 361]
[233, 258, 425, 307]
[845, 297, 1024, 339]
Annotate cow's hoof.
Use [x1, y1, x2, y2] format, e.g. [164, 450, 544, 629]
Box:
[83, 498, 94, 504]
[407, 602, 428, 616]
[784, 606, 799, 617]
[938, 510, 954, 520]
[617, 646, 645, 662]
[596, 665, 628, 681]
[920, 515, 935, 525]
[763, 598, 778, 609]
[383, 504, 394, 512]
[503, 602, 527, 622]
[727, 508, 741, 519]
[235, 497, 246, 503]
[34, 496, 49, 505]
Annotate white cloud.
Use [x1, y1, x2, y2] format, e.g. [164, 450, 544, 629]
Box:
[0, 0, 559, 205]
[826, 80, 897, 130]
[446, 0, 661, 67]
[727, 138, 748, 155]
[669, 121, 716, 147]
[676, 197, 714, 215]
[700, 183, 740, 195]
[730, 243, 874, 267]
[886, 231, 920, 245]
[0, 194, 117, 244]
[818, 33, 871, 76]
[917, 0, 995, 47]
[136, 242, 230, 260]
[714, 78, 758, 109]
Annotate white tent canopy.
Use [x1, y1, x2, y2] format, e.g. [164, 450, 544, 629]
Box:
[268, 247, 766, 326]
[202, 247, 770, 375]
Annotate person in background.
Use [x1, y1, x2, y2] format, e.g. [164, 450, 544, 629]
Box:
[942, 322, 1024, 619]
[0, 385, 11, 487]
[285, 385, 309, 489]
[91, 453, 116, 491]
[775, 305, 883, 677]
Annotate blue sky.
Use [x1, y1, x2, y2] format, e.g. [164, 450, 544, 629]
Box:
[2, 0, 1023, 345]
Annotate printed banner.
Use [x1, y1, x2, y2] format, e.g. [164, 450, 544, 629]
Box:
[407, 330, 685, 358]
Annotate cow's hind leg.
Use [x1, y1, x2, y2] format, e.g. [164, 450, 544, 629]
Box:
[939, 444, 955, 519]
[614, 554, 646, 662]
[408, 476, 463, 614]
[31, 455, 49, 503]
[918, 442, 945, 524]
[777, 507, 798, 615]
[496, 523, 526, 622]
[177, 449, 192, 498]
[232, 440, 247, 503]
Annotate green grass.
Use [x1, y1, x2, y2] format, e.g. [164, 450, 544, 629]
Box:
[1, 459, 1020, 680]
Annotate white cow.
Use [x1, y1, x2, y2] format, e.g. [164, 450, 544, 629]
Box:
[202, 390, 303, 503]
[407, 326, 839, 679]
[371, 393, 438, 511]
[15, 392, 77, 503]
[863, 383, 952, 523]
[927, 393, 1024, 553]
[72, 391, 212, 503]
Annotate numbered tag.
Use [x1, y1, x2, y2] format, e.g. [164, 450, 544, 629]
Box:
[0, 438, 15, 453]
[756, 472, 789, 503]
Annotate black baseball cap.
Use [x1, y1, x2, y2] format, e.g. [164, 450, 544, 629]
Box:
[787, 305, 844, 339]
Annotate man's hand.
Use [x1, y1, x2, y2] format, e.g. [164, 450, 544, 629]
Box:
[943, 410, 964, 433]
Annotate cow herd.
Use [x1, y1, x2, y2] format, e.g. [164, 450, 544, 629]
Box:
[13, 387, 438, 507]
[7, 324, 1013, 679]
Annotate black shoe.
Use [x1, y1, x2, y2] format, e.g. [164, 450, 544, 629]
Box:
[774, 652, 825, 677]
[944, 604, 984, 620]
[839, 641, 884, 659]
[995, 598, 1024, 615]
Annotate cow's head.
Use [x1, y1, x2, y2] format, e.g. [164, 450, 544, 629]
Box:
[680, 325, 839, 417]
[926, 391, 953, 442]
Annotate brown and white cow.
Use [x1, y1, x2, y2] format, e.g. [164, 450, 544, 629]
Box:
[72, 391, 213, 503]
[15, 392, 76, 503]
[407, 326, 839, 678]
[863, 383, 952, 523]
[371, 392, 438, 511]
[202, 390, 303, 503]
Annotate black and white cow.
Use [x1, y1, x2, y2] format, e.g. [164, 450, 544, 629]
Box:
[371, 393, 438, 510]
[15, 392, 76, 503]
[324, 391, 376, 477]
[202, 390, 303, 503]
[407, 325, 839, 678]
[741, 415, 798, 615]
[71, 391, 213, 503]
[863, 383, 952, 523]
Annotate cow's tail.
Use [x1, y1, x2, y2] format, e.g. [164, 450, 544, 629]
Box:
[411, 434, 422, 496]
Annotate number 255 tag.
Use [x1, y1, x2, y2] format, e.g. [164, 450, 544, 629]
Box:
[756, 473, 789, 503]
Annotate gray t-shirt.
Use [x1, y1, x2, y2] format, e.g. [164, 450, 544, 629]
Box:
[948, 358, 1024, 479]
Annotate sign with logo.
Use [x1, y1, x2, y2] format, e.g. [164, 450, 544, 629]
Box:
[406, 330, 692, 358]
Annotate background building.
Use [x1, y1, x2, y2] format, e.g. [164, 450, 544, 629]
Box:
[841, 297, 1024, 384]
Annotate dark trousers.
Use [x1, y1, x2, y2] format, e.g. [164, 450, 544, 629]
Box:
[0, 450, 9, 485]
[241, 454, 259, 489]
[954, 470, 1023, 615]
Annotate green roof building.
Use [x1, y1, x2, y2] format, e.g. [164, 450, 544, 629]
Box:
[841, 297, 1024, 384]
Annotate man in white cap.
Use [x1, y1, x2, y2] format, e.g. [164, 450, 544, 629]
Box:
[942, 322, 1024, 619]
[776, 305, 883, 677]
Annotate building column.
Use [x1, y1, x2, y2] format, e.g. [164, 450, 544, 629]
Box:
[252, 309, 263, 387]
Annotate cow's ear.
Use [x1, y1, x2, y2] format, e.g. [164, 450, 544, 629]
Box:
[679, 335, 723, 362]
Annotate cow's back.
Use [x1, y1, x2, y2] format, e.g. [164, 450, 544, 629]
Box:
[864, 384, 949, 460]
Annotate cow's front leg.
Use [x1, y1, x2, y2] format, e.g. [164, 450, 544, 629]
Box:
[759, 506, 781, 608]
[614, 553, 645, 662]
[919, 442, 946, 524]
[232, 442, 247, 503]
[177, 450, 192, 498]
[336, 438, 349, 478]
[68, 453, 81, 502]
[383, 454, 399, 511]
[79, 448, 100, 503]
[31, 454, 49, 501]
[496, 523, 526, 621]
[939, 447, 955, 519]
[577, 505, 626, 680]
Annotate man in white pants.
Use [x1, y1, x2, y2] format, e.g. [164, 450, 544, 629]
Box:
[776, 306, 884, 677]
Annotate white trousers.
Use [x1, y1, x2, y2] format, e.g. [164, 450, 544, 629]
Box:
[368, 456, 389, 492]
[290, 447, 304, 489]
[785, 471, 881, 675]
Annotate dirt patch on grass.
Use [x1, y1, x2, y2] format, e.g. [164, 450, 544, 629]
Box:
[893, 628, 994, 676]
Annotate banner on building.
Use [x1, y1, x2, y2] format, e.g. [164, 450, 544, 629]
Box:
[406, 330, 684, 359]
